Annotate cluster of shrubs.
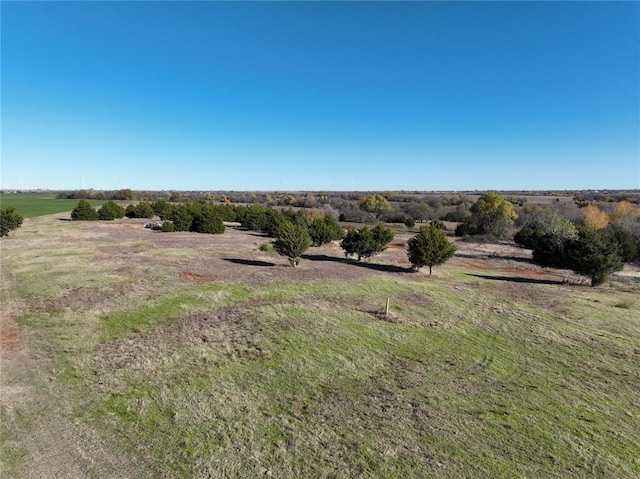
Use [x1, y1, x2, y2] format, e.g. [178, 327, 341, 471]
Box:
[514, 206, 640, 286]
[233, 205, 400, 267]
[159, 202, 226, 234]
[71, 200, 127, 221]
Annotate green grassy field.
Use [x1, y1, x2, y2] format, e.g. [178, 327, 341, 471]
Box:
[0, 192, 105, 218]
[1, 215, 639, 478]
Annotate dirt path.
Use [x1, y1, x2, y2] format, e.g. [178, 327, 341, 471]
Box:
[0, 268, 143, 479]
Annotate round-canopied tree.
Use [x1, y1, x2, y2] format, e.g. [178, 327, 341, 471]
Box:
[359, 194, 393, 220]
[273, 222, 312, 267]
[407, 221, 457, 274]
[469, 192, 517, 238]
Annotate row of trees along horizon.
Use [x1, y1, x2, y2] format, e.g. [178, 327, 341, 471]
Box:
[2, 191, 639, 286]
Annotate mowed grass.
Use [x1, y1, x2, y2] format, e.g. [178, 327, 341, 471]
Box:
[1, 216, 639, 478]
[0, 192, 105, 217]
[72, 278, 638, 479]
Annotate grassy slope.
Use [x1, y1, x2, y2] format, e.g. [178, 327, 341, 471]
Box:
[0, 192, 105, 218]
[1, 216, 639, 478]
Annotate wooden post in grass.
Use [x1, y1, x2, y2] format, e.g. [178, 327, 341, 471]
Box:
[385, 297, 390, 317]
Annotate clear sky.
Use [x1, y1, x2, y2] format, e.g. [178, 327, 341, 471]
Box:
[1, 1, 639, 192]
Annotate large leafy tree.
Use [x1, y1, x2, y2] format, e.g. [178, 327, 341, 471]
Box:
[0, 206, 24, 237]
[469, 192, 517, 238]
[340, 224, 394, 261]
[71, 199, 98, 221]
[566, 227, 623, 286]
[273, 222, 312, 267]
[359, 194, 393, 220]
[407, 221, 457, 274]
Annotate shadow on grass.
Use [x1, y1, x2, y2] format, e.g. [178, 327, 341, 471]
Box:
[456, 252, 534, 264]
[302, 253, 410, 273]
[466, 273, 561, 285]
[231, 228, 270, 238]
[223, 258, 276, 267]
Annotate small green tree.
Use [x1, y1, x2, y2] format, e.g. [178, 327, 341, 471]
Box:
[125, 201, 154, 219]
[98, 201, 125, 220]
[359, 194, 393, 220]
[273, 222, 312, 267]
[168, 204, 194, 231]
[468, 192, 517, 238]
[161, 221, 176, 232]
[236, 205, 270, 231]
[308, 214, 344, 246]
[407, 222, 457, 274]
[263, 209, 289, 238]
[152, 199, 169, 217]
[340, 224, 394, 261]
[191, 205, 225, 234]
[0, 206, 24, 237]
[566, 227, 624, 286]
[71, 199, 98, 221]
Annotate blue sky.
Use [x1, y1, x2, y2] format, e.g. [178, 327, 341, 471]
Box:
[1, 1, 638, 191]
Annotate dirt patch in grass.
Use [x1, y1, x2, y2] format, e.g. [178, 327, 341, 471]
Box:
[179, 272, 215, 282]
[92, 306, 265, 380]
[0, 313, 21, 357]
[463, 261, 488, 269]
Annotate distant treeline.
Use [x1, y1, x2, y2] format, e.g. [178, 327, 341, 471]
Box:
[55, 188, 639, 226]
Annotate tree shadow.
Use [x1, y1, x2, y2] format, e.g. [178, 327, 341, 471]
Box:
[456, 252, 533, 265]
[466, 273, 562, 285]
[223, 258, 276, 267]
[302, 253, 410, 273]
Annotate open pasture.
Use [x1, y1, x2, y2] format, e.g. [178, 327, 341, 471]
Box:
[1, 213, 639, 478]
[0, 192, 105, 218]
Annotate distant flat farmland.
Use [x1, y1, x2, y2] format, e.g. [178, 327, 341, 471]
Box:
[0, 192, 105, 218]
